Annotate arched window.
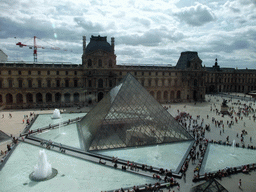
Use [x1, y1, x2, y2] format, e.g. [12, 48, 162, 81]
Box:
[98, 79, 103, 88]
[88, 59, 92, 67]
[98, 59, 102, 67]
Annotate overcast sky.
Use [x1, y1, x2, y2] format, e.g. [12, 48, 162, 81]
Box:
[1, 0, 256, 69]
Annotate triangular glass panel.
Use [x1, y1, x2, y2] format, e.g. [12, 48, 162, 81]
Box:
[200, 143, 256, 174]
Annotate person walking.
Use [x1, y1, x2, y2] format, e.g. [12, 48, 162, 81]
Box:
[238, 179, 242, 189]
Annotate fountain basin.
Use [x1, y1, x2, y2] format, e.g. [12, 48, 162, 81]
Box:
[200, 143, 256, 174]
[29, 168, 58, 181]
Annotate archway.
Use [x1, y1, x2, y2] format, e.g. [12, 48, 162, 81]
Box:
[64, 93, 71, 103]
[98, 92, 104, 102]
[46, 93, 52, 103]
[6, 93, 13, 104]
[26, 93, 33, 103]
[74, 92, 79, 103]
[16, 93, 23, 104]
[36, 93, 43, 103]
[55, 93, 61, 103]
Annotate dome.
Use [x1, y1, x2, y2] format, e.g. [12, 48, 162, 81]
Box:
[85, 35, 113, 54]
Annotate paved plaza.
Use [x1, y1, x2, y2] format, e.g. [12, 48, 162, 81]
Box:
[1, 93, 256, 192]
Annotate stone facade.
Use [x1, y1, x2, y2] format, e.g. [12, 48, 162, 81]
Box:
[1, 35, 254, 109]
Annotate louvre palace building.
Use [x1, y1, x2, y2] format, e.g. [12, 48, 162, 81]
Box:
[0, 35, 256, 109]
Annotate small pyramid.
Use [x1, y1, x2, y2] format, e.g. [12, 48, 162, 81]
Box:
[0, 130, 11, 143]
[78, 73, 193, 151]
[190, 179, 228, 192]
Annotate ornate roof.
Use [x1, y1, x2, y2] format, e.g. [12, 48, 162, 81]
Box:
[176, 51, 201, 69]
[85, 35, 113, 54]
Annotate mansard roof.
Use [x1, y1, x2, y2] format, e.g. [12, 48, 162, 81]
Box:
[85, 35, 113, 54]
[176, 51, 201, 69]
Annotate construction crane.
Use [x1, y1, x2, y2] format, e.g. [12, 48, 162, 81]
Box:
[16, 36, 72, 62]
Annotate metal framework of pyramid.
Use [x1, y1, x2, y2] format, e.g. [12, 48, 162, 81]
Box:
[78, 73, 194, 151]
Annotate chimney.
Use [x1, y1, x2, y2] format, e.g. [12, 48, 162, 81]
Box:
[83, 36, 86, 53]
[111, 37, 115, 53]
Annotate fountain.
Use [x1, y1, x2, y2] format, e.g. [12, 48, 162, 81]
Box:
[52, 109, 61, 119]
[232, 140, 236, 155]
[29, 150, 58, 181]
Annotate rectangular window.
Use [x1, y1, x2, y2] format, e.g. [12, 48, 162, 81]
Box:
[9, 80, 12, 88]
[56, 71, 59, 75]
[66, 71, 68, 75]
[47, 71, 50, 75]
[65, 80, 69, 87]
[38, 80, 42, 88]
[0, 80, 2, 88]
[89, 80, 92, 87]
[38, 71, 41, 75]
[74, 79, 78, 87]
[19, 80, 22, 88]
[28, 80, 32, 88]
[56, 80, 60, 87]
[8, 70, 11, 75]
[109, 80, 112, 87]
[74, 71, 77, 75]
[47, 80, 51, 88]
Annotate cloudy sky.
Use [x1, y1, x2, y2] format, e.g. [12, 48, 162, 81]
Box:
[0, 0, 256, 68]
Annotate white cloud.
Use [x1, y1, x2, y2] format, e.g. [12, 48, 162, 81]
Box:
[174, 3, 216, 26]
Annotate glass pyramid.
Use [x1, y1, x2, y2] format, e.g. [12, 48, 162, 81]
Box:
[190, 179, 228, 192]
[78, 73, 194, 151]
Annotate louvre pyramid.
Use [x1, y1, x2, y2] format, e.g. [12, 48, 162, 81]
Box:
[78, 73, 194, 151]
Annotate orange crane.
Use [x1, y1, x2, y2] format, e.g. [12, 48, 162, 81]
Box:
[16, 36, 72, 62]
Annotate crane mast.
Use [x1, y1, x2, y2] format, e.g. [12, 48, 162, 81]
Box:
[33, 36, 37, 62]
